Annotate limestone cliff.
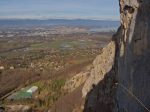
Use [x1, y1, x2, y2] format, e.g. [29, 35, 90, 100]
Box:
[116, 0, 150, 112]
[83, 42, 116, 112]
[83, 0, 150, 112]
[82, 42, 115, 98]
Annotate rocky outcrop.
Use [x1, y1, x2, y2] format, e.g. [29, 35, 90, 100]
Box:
[115, 0, 150, 112]
[64, 72, 90, 93]
[82, 42, 115, 98]
[82, 42, 116, 112]
[83, 0, 150, 112]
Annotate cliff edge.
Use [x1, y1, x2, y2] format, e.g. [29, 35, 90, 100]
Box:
[116, 0, 150, 112]
[83, 0, 150, 112]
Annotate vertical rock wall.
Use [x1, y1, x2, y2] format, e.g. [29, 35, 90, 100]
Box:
[116, 0, 150, 111]
[83, 0, 150, 112]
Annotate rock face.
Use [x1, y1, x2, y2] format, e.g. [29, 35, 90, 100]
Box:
[83, 0, 150, 112]
[82, 42, 116, 98]
[116, 0, 150, 112]
[83, 42, 116, 112]
[64, 71, 90, 93]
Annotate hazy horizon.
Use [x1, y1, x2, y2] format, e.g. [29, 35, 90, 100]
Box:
[0, 19, 120, 28]
[0, 0, 120, 20]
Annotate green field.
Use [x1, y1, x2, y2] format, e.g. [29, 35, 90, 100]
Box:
[29, 39, 96, 50]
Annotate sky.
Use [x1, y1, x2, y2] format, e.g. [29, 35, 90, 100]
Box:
[0, 0, 120, 20]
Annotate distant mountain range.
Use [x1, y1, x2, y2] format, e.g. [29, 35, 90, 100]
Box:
[0, 19, 120, 28]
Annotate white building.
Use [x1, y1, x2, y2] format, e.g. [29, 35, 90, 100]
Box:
[27, 86, 38, 93]
[27, 86, 39, 98]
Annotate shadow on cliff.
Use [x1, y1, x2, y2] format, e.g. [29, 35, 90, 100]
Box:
[83, 24, 122, 112]
[83, 0, 150, 111]
[83, 66, 117, 112]
[83, 1, 150, 111]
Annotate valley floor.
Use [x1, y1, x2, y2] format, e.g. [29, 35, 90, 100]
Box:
[0, 32, 113, 111]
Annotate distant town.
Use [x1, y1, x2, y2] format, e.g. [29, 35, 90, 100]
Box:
[0, 19, 119, 111]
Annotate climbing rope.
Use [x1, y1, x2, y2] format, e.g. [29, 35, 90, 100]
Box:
[115, 83, 150, 112]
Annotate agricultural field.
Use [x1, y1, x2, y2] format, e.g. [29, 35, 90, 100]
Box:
[0, 31, 112, 111]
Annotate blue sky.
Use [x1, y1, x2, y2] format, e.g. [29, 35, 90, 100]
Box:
[0, 0, 120, 20]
